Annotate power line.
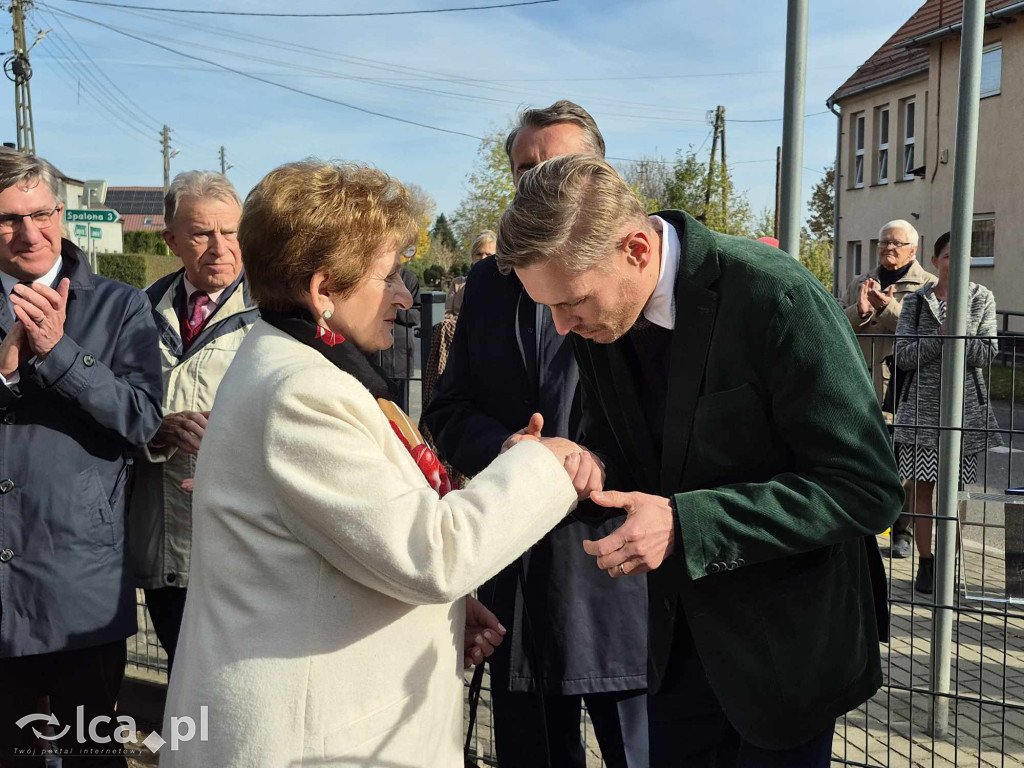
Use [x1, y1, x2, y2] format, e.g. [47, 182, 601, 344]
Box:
[36, 10, 163, 131]
[728, 111, 830, 123]
[41, 4, 488, 141]
[78, 3, 717, 120]
[52, 0, 560, 17]
[35, 32, 158, 144]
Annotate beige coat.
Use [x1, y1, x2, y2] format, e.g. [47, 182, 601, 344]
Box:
[160, 320, 577, 768]
[129, 271, 257, 590]
[842, 259, 937, 414]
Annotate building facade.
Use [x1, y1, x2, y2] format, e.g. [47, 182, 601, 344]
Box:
[828, 0, 1024, 324]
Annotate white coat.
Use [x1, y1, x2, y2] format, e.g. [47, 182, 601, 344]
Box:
[159, 320, 577, 767]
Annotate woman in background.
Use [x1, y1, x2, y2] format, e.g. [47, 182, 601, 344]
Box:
[893, 231, 1001, 594]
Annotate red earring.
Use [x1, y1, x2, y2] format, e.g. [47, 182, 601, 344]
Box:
[315, 325, 346, 347]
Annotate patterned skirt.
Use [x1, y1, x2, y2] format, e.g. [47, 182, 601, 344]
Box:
[897, 444, 978, 484]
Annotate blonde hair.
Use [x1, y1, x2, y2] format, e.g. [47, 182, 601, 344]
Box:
[470, 230, 496, 255]
[496, 154, 646, 275]
[240, 160, 418, 312]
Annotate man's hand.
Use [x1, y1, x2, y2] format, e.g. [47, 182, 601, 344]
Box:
[464, 595, 506, 668]
[583, 490, 676, 577]
[9, 279, 69, 359]
[0, 321, 30, 377]
[564, 449, 605, 500]
[152, 411, 210, 455]
[857, 280, 873, 318]
[867, 284, 895, 312]
[501, 412, 544, 453]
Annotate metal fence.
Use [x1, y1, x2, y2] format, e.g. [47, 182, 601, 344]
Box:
[126, 291, 1024, 767]
[834, 325, 1024, 768]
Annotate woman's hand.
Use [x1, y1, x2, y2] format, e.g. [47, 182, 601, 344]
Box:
[464, 596, 506, 668]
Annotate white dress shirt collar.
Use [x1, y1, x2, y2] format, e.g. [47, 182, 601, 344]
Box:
[183, 276, 227, 307]
[642, 215, 681, 330]
[0, 256, 64, 321]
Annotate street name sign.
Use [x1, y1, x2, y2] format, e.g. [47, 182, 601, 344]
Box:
[66, 209, 119, 224]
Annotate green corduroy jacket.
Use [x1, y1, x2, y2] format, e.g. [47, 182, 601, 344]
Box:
[573, 210, 904, 750]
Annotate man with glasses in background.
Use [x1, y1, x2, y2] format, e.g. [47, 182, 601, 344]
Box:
[0, 149, 162, 766]
[841, 219, 936, 559]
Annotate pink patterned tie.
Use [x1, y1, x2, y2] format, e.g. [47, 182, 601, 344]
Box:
[181, 292, 210, 351]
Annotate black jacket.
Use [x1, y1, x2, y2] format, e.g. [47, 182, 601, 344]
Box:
[0, 241, 163, 657]
[377, 268, 421, 380]
[424, 257, 647, 695]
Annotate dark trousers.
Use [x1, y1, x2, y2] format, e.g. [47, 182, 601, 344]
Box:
[492, 688, 648, 768]
[648, 650, 834, 768]
[0, 640, 127, 768]
[144, 586, 188, 675]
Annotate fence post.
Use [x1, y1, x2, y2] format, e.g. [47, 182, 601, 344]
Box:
[419, 291, 446, 410]
[929, 0, 986, 737]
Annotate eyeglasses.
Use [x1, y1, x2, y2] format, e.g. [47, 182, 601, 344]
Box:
[0, 205, 61, 235]
[878, 239, 913, 249]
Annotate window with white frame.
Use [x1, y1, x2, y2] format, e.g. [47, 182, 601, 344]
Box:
[981, 43, 1002, 98]
[902, 100, 916, 180]
[972, 214, 995, 267]
[877, 106, 889, 185]
[848, 241, 863, 279]
[854, 113, 865, 188]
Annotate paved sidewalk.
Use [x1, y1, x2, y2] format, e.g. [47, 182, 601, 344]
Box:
[130, 538, 1024, 768]
[833, 534, 1024, 767]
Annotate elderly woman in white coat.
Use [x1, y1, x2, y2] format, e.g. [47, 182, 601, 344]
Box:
[160, 161, 601, 768]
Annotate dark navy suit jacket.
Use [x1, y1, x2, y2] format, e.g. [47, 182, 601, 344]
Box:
[424, 256, 647, 695]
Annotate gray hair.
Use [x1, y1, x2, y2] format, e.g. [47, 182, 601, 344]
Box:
[470, 229, 496, 254]
[0, 148, 63, 205]
[879, 219, 919, 247]
[164, 170, 241, 226]
[504, 100, 606, 166]
[496, 154, 646, 276]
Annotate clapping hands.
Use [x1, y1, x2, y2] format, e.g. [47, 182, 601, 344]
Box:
[858, 279, 894, 317]
[502, 413, 605, 500]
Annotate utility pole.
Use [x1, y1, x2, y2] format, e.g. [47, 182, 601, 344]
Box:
[719, 106, 727, 223]
[161, 125, 178, 193]
[219, 146, 233, 175]
[701, 106, 725, 224]
[8, 0, 35, 154]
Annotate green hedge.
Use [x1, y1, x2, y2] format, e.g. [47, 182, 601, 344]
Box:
[97, 252, 147, 288]
[123, 231, 169, 256]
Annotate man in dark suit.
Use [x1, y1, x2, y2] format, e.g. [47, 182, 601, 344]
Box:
[496, 154, 903, 768]
[0, 150, 163, 766]
[424, 101, 649, 768]
[376, 264, 420, 412]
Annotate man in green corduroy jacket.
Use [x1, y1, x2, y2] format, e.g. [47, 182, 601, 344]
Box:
[496, 154, 903, 768]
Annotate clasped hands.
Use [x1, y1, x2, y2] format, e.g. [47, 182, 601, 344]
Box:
[502, 413, 677, 579]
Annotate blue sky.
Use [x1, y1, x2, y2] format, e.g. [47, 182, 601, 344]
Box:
[22, 0, 924, 224]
